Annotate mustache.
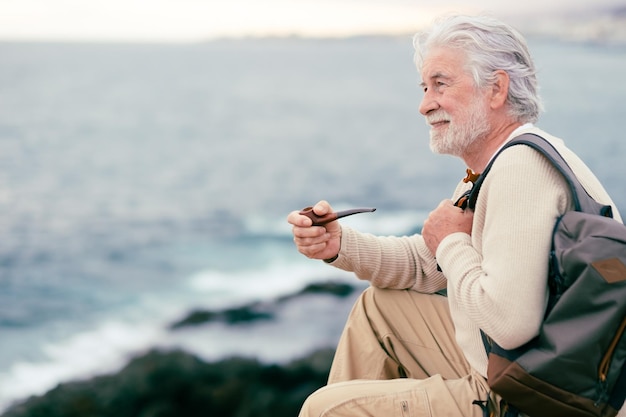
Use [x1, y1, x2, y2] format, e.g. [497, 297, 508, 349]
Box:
[426, 111, 451, 125]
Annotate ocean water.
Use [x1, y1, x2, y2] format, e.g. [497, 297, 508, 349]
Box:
[0, 36, 625, 412]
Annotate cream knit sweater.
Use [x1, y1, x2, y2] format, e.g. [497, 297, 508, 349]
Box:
[330, 125, 623, 382]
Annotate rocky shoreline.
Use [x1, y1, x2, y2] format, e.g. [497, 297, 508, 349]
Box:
[2, 348, 336, 417]
[170, 281, 356, 329]
[2, 281, 360, 417]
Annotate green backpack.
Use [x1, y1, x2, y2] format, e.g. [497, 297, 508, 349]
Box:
[468, 133, 626, 417]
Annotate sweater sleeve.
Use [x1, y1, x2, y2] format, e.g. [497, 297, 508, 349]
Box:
[331, 226, 448, 293]
[436, 145, 572, 349]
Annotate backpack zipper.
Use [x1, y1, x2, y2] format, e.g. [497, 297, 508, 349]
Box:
[596, 316, 626, 404]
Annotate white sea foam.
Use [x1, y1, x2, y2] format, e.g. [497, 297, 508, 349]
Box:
[0, 320, 166, 413]
[0, 258, 358, 414]
[187, 259, 356, 305]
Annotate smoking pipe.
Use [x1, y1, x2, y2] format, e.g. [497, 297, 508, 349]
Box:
[299, 206, 376, 226]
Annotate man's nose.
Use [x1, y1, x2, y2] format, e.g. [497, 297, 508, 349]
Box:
[419, 91, 439, 116]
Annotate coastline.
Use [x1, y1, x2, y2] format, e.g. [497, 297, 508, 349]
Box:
[1, 281, 363, 417]
[2, 348, 336, 417]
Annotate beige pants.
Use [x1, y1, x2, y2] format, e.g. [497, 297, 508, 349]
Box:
[298, 287, 499, 417]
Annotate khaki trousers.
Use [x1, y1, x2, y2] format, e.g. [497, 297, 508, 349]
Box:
[298, 287, 499, 417]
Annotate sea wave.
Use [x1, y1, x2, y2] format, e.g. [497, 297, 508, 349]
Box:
[0, 258, 361, 414]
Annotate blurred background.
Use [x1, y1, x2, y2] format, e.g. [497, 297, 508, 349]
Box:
[1, 0, 625, 414]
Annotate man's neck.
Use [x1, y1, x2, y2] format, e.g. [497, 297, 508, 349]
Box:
[463, 121, 523, 173]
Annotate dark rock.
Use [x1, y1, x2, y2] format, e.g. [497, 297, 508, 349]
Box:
[169, 305, 274, 329]
[281, 281, 356, 300]
[171, 280, 357, 330]
[2, 348, 335, 417]
[220, 306, 274, 324]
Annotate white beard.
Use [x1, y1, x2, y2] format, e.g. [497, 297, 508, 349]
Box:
[427, 98, 490, 157]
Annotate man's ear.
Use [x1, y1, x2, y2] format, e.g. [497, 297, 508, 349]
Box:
[490, 70, 510, 110]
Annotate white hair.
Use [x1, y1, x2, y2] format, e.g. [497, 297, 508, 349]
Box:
[413, 14, 544, 123]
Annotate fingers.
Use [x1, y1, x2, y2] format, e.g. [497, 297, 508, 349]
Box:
[287, 200, 341, 260]
[291, 224, 336, 259]
[287, 200, 333, 227]
[437, 199, 462, 212]
[423, 199, 474, 255]
[294, 231, 332, 258]
[286, 209, 313, 228]
[309, 200, 333, 221]
[292, 222, 328, 242]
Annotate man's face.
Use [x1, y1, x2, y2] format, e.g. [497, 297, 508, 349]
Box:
[419, 47, 491, 157]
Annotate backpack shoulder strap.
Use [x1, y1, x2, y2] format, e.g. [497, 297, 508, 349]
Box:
[467, 133, 613, 217]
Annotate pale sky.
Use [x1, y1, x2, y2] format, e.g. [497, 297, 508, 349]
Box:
[0, 0, 621, 42]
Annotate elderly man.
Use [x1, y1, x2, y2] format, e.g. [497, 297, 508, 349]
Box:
[287, 14, 623, 417]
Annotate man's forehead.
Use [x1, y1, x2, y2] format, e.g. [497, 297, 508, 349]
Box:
[419, 48, 465, 82]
